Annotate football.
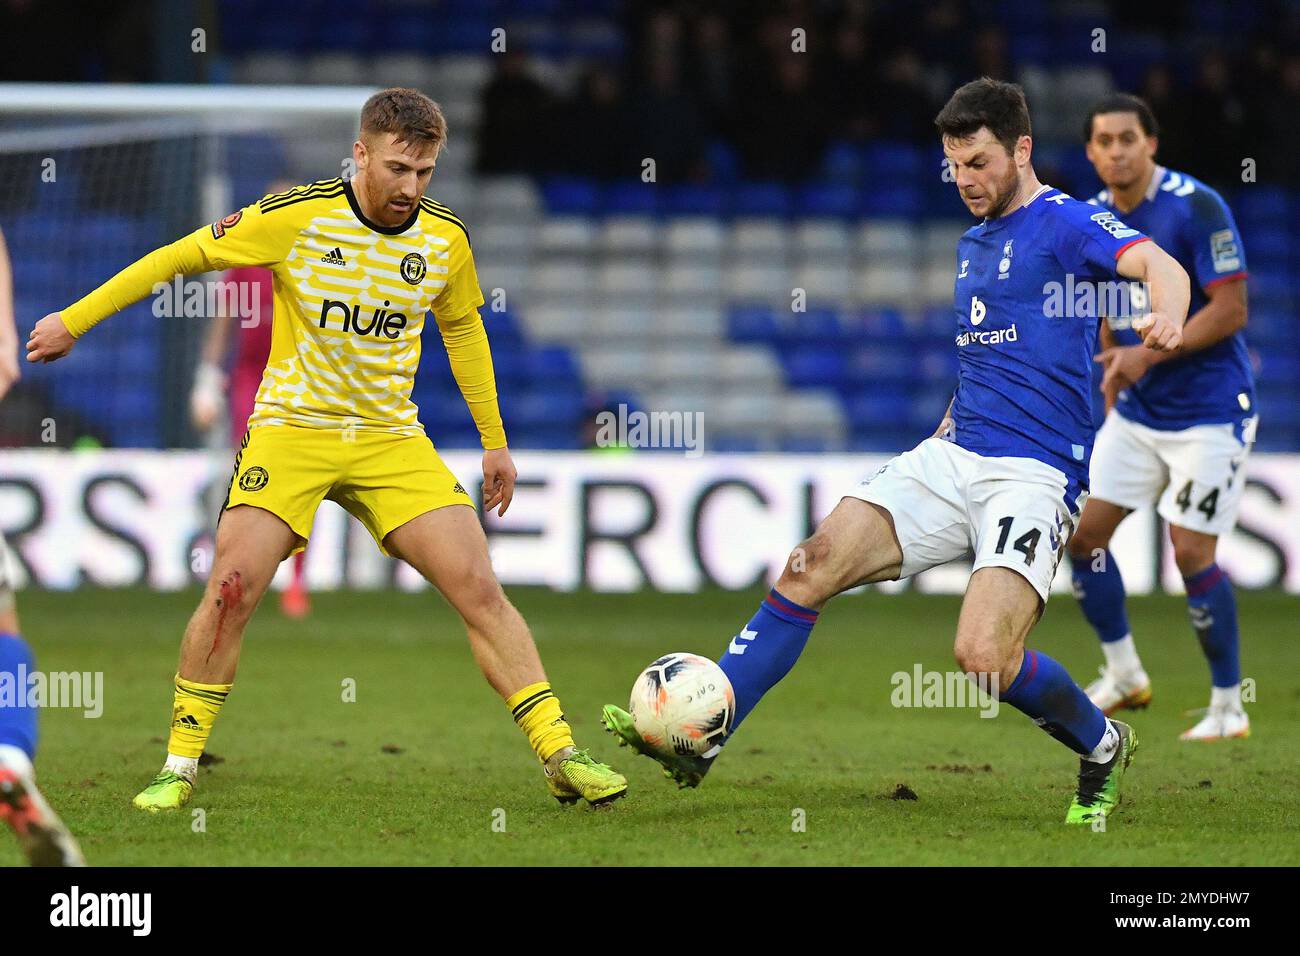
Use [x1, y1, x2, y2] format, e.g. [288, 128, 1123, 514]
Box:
[628, 653, 735, 757]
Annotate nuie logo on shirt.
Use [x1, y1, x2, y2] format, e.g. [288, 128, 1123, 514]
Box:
[318, 298, 408, 339]
[210, 210, 243, 240]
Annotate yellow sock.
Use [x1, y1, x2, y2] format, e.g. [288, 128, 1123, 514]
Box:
[167, 674, 232, 759]
[507, 681, 575, 762]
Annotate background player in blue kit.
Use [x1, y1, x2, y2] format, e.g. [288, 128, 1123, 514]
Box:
[1069, 94, 1254, 741]
[605, 79, 1191, 826]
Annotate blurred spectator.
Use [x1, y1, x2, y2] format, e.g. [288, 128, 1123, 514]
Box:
[628, 47, 708, 182]
[877, 50, 936, 142]
[1264, 54, 1300, 184]
[554, 66, 634, 179]
[475, 49, 552, 176]
[1181, 51, 1248, 188]
[1139, 65, 1194, 175]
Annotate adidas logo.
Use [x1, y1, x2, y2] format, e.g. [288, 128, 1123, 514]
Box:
[320, 246, 346, 266]
[173, 714, 201, 729]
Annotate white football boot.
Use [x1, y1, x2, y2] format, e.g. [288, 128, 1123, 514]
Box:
[1085, 666, 1153, 716]
[1180, 701, 1250, 741]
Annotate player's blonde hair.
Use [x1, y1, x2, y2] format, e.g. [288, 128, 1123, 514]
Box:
[360, 87, 447, 153]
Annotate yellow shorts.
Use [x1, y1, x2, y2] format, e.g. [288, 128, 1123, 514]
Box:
[221, 425, 474, 555]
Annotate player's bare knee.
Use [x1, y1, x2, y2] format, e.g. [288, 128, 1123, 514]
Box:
[952, 631, 1014, 683]
[776, 535, 838, 605]
[454, 568, 509, 623]
[1171, 537, 1216, 578]
[207, 567, 258, 625]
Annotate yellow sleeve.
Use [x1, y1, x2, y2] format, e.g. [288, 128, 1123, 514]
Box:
[429, 230, 486, 323]
[436, 308, 507, 450]
[61, 200, 296, 338]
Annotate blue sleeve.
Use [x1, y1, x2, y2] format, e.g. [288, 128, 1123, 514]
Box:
[1187, 187, 1248, 291]
[1050, 196, 1149, 278]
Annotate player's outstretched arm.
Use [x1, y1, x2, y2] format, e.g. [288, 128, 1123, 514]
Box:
[1115, 239, 1189, 353]
[26, 200, 290, 364]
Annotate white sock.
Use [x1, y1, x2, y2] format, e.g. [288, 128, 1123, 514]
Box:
[1083, 720, 1119, 763]
[163, 753, 199, 781]
[1210, 684, 1242, 711]
[0, 743, 34, 780]
[1101, 634, 1142, 676]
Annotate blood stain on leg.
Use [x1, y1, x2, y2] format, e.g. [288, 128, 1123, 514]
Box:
[206, 570, 244, 664]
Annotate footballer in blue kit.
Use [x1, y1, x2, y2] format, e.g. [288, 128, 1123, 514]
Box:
[605, 79, 1192, 826]
[1069, 94, 1255, 741]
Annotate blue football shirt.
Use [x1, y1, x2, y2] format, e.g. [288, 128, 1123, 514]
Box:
[1089, 166, 1253, 432]
[949, 184, 1149, 503]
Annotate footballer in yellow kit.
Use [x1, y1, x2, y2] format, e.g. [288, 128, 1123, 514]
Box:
[26, 87, 627, 813]
[201, 176, 485, 553]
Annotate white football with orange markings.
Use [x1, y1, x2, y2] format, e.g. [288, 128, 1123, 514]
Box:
[628, 652, 734, 758]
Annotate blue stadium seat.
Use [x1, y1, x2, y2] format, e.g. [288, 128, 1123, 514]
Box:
[780, 435, 834, 453]
[730, 182, 791, 217]
[861, 184, 922, 218]
[796, 183, 859, 219]
[487, 347, 528, 387]
[1244, 227, 1288, 267]
[785, 346, 848, 391]
[846, 389, 913, 426]
[784, 307, 846, 346]
[845, 307, 909, 339]
[1238, 187, 1292, 227]
[710, 434, 763, 453]
[484, 309, 526, 346]
[541, 177, 601, 215]
[522, 346, 580, 384]
[863, 142, 925, 178]
[704, 140, 741, 183]
[662, 184, 726, 216]
[822, 141, 865, 186]
[727, 305, 781, 343]
[603, 180, 658, 215]
[845, 346, 917, 387]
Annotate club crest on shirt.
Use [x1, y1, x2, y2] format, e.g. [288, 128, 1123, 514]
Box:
[400, 252, 427, 285]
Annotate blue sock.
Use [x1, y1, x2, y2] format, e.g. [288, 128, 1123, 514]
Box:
[1071, 550, 1130, 643]
[1002, 648, 1107, 755]
[1184, 564, 1240, 688]
[0, 632, 38, 760]
[718, 588, 819, 731]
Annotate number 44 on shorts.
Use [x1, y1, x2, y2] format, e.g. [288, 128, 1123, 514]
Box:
[1174, 481, 1219, 521]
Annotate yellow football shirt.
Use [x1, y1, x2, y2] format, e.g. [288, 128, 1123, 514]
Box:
[61, 178, 505, 446]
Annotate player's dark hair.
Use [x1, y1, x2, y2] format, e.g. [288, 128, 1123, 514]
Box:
[360, 87, 447, 151]
[934, 78, 1031, 156]
[1082, 93, 1159, 142]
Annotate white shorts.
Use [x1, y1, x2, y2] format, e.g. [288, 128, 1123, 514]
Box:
[1088, 411, 1255, 536]
[847, 438, 1082, 604]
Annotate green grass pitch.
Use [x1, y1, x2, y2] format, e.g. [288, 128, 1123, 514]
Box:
[4, 586, 1296, 866]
